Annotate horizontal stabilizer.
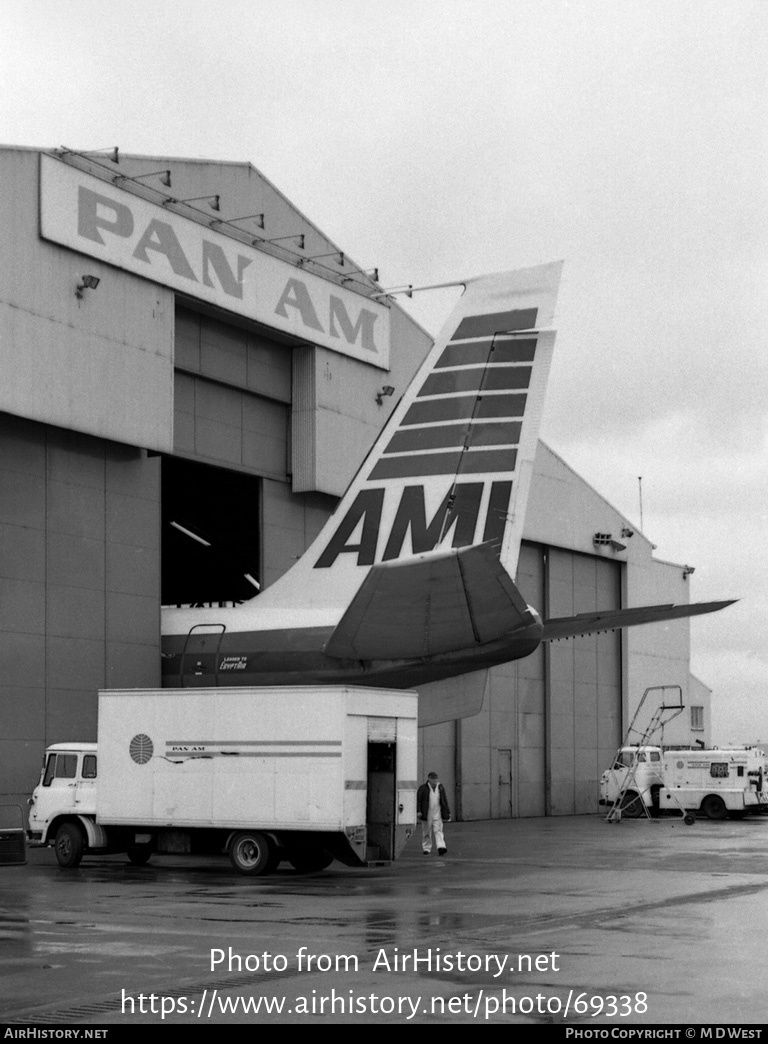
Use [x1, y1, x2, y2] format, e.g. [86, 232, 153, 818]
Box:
[324, 541, 535, 661]
[541, 599, 737, 642]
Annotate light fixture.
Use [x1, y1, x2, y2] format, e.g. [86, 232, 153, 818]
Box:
[114, 169, 172, 188]
[61, 146, 119, 164]
[210, 213, 265, 229]
[621, 527, 635, 539]
[682, 565, 695, 580]
[169, 521, 211, 547]
[342, 267, 379, 284]
[258, 233, 305, 249]
[375, 385, 395, 406]
[371, 277, 469, 299]
[375, 284, 413, 298]
[299, 250, 345, 266]
[593, 532, 626, 553]
[176, 194, 220, 211]
[75, 274, 100, 300]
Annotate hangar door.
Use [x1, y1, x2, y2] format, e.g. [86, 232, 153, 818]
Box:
[161, 457, 261, 607]
[546, 547, 622, 815]
[448, 542, 622, 820]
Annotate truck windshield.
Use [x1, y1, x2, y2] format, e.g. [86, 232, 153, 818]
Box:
[614, 752, 639, 768]
[42, 753, 78, 786]
[614, 750, 661, 769]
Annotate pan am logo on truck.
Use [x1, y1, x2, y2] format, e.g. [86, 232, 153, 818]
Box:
[129, 734, 154, 765]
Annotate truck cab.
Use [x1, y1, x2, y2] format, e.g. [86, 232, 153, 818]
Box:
[599, 745, 664, 817]
[27, 743, 105, 866]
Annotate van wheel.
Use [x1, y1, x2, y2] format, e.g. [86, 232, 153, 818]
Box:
[55, 822, 85, 868]
[701, 795, 728, 821]
[127, 845, 152, 866]
[619, 791, 644, 818]
[288, 848, 334, 872]
[229, 831, 273, 876]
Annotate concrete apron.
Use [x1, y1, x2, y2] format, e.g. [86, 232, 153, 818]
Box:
[2, 813, 767, 1025]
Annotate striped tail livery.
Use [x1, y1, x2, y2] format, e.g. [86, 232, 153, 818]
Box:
[161, 261, 734, 708]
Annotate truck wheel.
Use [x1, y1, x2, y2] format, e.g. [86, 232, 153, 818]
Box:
[701, 795, 727, 821]
[55, 822, 85, 869]
[619, 791, 644, 819]
[126, 845, 152, 866]
[229, 831, 273, 876]
[288, 848, 334, 873]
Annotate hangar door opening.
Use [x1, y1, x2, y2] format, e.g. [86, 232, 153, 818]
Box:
[161, 458, 261, 607]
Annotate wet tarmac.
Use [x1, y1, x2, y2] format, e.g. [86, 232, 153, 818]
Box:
[2, 813, 768, 1026]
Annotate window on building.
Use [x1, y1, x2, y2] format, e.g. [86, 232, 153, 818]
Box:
[691, 706, 705, 731]
[162, 458, 261, 606]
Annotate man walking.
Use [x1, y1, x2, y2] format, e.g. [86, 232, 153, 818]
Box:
[417, 771, 451, 856]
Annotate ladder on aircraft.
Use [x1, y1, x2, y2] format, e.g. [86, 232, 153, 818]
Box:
[604, 685, 685, 823]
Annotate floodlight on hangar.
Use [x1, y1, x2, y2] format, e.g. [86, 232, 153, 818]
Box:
[114, 169, 172, 188]
[210, 213, 265, 230]
[174, 194, 220, 211]
[593, 532, 627, 553]
[75, 274, 100, 300]
[342, 267, 379, 284]
[60, 145, 119, 164]
[299, 250, 345, 267]
[258, 233, 305, 249]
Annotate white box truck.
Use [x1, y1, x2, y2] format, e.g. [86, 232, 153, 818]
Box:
[27, 686, 418, 875]
[600, 745, 768, 820]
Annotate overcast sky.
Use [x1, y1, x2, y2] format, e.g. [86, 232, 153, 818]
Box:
[2, 0, 766, 741]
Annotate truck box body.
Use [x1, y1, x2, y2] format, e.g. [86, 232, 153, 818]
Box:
[29, 686, 419, 873]
[657, 748, 767, 816]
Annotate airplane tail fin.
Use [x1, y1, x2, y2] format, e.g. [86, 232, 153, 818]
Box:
[253, 261, 563, 612]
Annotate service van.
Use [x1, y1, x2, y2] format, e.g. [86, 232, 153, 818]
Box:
[600, 745, 768, 820]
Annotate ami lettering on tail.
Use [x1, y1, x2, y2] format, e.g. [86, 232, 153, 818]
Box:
[161, 261, 734, 699]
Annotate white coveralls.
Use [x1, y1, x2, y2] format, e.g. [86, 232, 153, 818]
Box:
[422, 783, 446, 854]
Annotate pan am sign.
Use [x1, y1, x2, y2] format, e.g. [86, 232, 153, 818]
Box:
[40, 154, 390, 369]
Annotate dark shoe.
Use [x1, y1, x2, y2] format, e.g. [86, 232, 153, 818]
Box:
[423, 850, 430, 855]
[438, 848, 447, 855]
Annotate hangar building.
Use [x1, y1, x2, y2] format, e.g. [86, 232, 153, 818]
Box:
[0, 146, 711, 817]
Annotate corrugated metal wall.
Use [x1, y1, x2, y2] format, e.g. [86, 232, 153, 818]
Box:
[0, 413, 161, 805]
[172, 306, 334, 590]
[547, 547, 622, 815]
[420, 541, 622, 819]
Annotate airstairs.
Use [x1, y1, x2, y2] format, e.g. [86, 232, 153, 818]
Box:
[604, 685, 687, 823]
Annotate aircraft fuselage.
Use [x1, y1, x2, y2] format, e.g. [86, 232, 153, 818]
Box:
[160, 619, 544, 691]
